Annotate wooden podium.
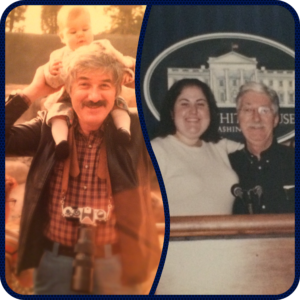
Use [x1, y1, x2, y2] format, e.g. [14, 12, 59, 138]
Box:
[156, 214, 295, 295]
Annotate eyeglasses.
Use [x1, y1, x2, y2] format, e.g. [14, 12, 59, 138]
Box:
[238, 106, 274, 116]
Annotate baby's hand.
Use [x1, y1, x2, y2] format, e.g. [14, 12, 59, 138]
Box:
[49, 60, 62, 76]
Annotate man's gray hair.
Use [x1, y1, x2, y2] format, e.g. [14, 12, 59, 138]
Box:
[235, 81, 280, 115]
[62, 44, 124, 96]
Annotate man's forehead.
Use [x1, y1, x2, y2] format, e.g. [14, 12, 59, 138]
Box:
[75, 69, 114, 81]
[241, 91, 271, 104]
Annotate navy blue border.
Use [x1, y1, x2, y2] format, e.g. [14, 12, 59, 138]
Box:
[135, 5, 170, 296]
[1, 0, 299, 299]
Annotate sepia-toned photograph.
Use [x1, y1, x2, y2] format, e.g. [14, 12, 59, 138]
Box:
[4, 4, 164, 296]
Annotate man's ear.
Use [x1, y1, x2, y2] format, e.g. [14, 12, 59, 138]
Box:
[273, 114, 279, 128]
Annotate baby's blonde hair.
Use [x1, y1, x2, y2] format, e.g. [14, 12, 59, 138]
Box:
[57, 6, 91, 32]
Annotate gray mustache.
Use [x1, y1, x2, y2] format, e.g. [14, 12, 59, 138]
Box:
[82, 100, 107, 108]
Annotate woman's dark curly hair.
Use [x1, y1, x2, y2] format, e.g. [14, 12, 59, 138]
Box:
[155, 78, 221, 143]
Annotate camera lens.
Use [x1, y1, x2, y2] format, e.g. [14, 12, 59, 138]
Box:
[71, 226, 96, 293]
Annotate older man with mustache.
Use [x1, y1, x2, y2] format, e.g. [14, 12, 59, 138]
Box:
[5, 46, 161, 294]
[229, 82, 294, 214]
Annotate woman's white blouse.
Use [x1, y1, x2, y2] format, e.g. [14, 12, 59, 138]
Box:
[151, 135, 241, 216]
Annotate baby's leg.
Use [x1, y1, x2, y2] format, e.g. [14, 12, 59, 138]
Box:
[51, 117, 69, 160]
[111, 109, 131, 131]
[111, 97, 131, 144]
[46, 100, 73, 160]
[51, 117, 68, 145]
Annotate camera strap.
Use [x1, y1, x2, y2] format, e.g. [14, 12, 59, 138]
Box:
[60, 126, 113, 226]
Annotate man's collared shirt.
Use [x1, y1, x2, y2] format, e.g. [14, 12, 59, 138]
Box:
[44, 123, 117, 246]
[229, 139, 295, 214]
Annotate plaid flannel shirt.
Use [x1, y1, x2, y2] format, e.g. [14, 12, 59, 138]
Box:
[44, 124, 117, 246]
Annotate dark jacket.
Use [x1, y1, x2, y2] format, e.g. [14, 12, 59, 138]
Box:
[5, 95, 161, 284]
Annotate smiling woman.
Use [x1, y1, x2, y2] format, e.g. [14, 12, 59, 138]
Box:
[151, 78, 242, 216]
[173, 86, 210, 147]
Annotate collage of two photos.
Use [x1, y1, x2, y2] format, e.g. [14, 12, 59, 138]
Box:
[2, 2, 297, 297]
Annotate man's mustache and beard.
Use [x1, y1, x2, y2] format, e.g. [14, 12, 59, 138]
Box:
[82, 99, 108, 108]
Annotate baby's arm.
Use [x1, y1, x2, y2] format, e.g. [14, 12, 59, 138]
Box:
[49, 59, 63, 76]
[95, 39, 136, 69]
[93, 40, 136, 87]
[44, 49, 65, 89]
[21, 64, 61, 103]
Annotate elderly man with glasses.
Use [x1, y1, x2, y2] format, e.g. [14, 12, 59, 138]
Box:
[229, 82, 294, 214]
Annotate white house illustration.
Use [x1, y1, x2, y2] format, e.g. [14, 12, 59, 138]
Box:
[167, 51, 294, 107]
